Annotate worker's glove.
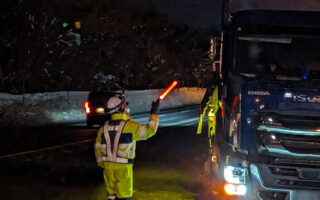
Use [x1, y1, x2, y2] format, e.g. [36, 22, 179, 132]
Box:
[150, 100, 160, 115]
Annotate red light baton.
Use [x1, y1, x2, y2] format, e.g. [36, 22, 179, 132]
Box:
[158, 80, 178, 101]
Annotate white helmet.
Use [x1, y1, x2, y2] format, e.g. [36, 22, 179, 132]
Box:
[106, 96, 125, 114]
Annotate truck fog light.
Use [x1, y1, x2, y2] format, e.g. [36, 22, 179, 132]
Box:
[237, 185, 247, 195]
[224, 183, 247, 196]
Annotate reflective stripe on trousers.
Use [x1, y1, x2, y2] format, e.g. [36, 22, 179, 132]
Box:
[107, 195, 116, 199]
[107, 196, 132, 200]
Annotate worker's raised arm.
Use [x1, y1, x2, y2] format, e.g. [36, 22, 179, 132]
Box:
[131, 101, 160, 141]
[127, 113, 158, 141]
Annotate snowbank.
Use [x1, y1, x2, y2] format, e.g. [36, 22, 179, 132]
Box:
[0, 88, 205, 127]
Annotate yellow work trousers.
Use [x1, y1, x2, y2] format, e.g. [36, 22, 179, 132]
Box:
[103, 162, 133, 199]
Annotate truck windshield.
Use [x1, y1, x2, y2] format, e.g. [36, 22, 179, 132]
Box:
[234, 35, 320, 80]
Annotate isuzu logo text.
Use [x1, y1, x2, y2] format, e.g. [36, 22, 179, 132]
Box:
[293, 95, 320, 103]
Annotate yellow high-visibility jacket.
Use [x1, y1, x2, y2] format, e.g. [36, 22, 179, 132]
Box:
[95, 113, 159, 167]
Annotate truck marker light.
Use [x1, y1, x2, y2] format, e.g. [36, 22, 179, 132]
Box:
[247, 117, 251, 124]
[254, 97, 260, 103]
[232, 96, 238, 113]
[212, 64, 216, 72]
[233, 96, 238, 106]
[84, 101, 91, 114]
[159, 80, 178, 101]
[211, 155, 217, 163]
[221, 106, 225, 118]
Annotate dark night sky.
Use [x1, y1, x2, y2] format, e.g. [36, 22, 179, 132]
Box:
[127, 0, 320, 30]
[127, 0, 223, 30]
[231, 0, 320, 12]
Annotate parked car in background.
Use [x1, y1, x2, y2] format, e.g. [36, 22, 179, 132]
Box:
[84, 91, 118, 127]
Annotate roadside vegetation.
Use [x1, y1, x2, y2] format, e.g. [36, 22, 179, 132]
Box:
[0, 0, 212, 94]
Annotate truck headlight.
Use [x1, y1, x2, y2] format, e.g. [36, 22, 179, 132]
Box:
[224, 166, 247, 184]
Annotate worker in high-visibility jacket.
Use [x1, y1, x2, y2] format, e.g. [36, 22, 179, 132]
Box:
[95, 94, 160, 200]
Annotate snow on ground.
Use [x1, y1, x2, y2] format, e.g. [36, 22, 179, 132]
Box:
[0, 88, 205, 127]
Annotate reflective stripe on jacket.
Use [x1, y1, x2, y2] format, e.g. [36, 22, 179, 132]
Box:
[95, 113, 159, 165]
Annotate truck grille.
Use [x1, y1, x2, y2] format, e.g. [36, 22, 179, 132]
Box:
[259, 165, 320, 190]
[274, 158, 320, 168]
[270, 167, 298, 177]
[256, 111, 320, 156]
[281, 139, 320, 154]
[255, 112, 320, 191]
[277, 179, 320, 188]
[261, 132, 320, 155]
[277, 113, 320, 129]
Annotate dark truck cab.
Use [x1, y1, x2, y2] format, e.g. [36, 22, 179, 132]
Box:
[207, 2, 320, 200]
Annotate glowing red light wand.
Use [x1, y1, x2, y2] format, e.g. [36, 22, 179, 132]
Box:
[158, 80, 178, 101]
